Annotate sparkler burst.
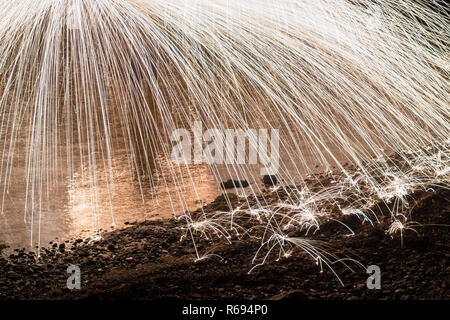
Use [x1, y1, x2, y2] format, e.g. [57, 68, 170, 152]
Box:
[0, 0, 448, 278]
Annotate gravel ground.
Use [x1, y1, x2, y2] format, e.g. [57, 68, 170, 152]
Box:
[0, 173, 448, 300]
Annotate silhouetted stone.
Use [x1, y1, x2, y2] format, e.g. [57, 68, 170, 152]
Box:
[262, 175, 277, 186]
[220, 179, 249, 189]
[212, 193, 240, 211]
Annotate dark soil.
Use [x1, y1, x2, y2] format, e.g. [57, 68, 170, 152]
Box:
[0, 182, 448, 300]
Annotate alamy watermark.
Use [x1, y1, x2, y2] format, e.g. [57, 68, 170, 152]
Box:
[366, 265, 381, 289]
[66, 265, 81, 290]
[170, 121, 280, 175]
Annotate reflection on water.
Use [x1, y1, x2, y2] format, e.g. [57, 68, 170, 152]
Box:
[0, 141, 221, 251]
[0, 127, 349, 252]
[0, 111, 352, 252]
[66, 152, 221, 241]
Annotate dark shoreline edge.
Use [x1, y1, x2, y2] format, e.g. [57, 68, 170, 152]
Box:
[0, 182, 448, 300]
